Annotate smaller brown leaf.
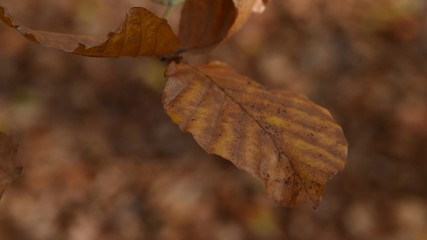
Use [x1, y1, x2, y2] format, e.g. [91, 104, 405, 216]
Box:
[0, 133, 21, 201]
[178, 0, 237, 53]
[0, 5, 179, 57]
[163, 61, 347, 208]
[178, 0, 265, 53]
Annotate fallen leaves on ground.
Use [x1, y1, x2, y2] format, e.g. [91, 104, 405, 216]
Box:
[163, 61, 348, 208]
[0, 133, 21, 201]
[0, 5, 179, 57]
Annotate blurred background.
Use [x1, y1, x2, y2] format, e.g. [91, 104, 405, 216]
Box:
[0, 0, 427, 239]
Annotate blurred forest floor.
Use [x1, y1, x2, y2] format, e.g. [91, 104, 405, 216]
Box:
[0, 0, 427, 239]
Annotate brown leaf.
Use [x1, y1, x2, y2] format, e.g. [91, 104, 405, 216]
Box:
[0, 133, 21, 201]
[0, 5, 179, 57]
[163, 61, 347, 208]
[178, 0, 236, 53]
[178, 0, 263, 53]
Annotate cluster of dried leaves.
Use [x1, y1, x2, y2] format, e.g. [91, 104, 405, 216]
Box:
[0, 0, 347, 208]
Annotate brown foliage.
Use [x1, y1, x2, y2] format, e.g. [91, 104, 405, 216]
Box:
[1, 1, 427, 238]
[0, 0, 348, 208]
[0, 6, 179, 57]
[163, 61, 347, 208]
[0, 0, 266, 56]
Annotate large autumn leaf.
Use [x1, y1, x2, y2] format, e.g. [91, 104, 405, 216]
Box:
[178, 0, 267, 53]
[0, 5, 179, 57]
[0, 133, 21, 201]
[163, 61, 347, 208]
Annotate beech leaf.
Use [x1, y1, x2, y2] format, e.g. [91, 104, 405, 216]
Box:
[0, 5, 180, 57]
[178, 0, 263, 53]
[0, 133, 21, 201]
[163, 61, 348, 208]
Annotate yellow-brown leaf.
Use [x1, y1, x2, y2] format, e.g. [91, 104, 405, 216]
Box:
[163, 61, 348, 208]
[0, 5, 179, 57]
[0, 133, 21, 201]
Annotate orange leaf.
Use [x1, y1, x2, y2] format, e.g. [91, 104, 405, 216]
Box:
[178, 0, 264, 53]
[163, 61, 347, 208]
[0, 133, 21, 201]
[0, 5, 180, 57]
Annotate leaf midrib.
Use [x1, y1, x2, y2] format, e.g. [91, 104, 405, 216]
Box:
[189, 64, 316, 206]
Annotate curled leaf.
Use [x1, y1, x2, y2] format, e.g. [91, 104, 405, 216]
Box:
[0, 133, 21, 201]
[0, 5, 180, 57]
[163, 61, 347, 208]
[178, 0, 264, 53]
[178, 0, 237, 53]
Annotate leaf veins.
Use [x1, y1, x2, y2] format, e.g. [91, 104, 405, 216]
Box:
[162, 61, 348, 208]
